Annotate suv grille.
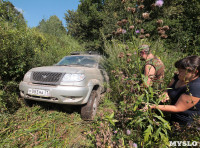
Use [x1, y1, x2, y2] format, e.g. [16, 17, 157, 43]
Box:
[31, 72, 63, 85]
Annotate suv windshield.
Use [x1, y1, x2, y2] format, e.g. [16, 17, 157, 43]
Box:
[56, 56, 98, 68]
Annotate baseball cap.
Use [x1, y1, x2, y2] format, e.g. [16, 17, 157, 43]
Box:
[138, 44, 150, 52]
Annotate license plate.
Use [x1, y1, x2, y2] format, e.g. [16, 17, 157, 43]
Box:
[28, 88, 51, 97]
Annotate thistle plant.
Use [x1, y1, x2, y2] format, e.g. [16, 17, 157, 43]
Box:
[90, 0, 196, 147]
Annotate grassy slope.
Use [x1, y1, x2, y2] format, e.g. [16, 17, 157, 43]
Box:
[0, 96, 116, 148]
[0, 101, 93, 147]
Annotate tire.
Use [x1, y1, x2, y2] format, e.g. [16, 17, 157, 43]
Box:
[23, 98, 35, 107]
[81, 90, 98, 120]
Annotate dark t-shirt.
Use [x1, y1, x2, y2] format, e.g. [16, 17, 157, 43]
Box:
[168, 74, 200, 125]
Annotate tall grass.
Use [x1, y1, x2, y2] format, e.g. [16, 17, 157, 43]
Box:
[0, 104, 92, 147]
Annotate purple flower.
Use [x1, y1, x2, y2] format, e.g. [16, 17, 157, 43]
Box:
[132, 143, 138, 148]
[135, 30, 140, 34]
[122, 29, 127, 34]
[114, 130, 118, 134]
[126, 129, 131, 135]
[155, 0, 164, 7]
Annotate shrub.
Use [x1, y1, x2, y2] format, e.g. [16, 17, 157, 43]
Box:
[88, 37, 188, 147]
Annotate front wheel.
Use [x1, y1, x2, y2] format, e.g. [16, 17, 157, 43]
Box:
[81, 90, 98, 120]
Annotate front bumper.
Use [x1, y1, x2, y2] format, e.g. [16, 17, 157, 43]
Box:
[19, 81, 93, 105]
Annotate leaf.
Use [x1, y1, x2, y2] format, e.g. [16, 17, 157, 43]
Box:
[154, 127, 161, 141]
[109, 112, 114, 119]
[159, 132, 169, 144]
[154, 115, 171, 130]
[154, 115, 167, 123]
[144, 125, 153, 142]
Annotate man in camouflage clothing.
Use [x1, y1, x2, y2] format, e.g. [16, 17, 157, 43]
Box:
[139, 44, 165, 88]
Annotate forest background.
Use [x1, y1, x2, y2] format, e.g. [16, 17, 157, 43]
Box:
[0, 0, 200, 147]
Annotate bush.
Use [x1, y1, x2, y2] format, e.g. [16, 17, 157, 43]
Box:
[0, 81, 21, 113]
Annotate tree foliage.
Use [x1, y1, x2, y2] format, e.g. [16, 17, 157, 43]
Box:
[65, 0, 200, 53]
[0, 0, 84, 113]
[37, 15, 67, 36]
[0, 0, 26, 28]
[65, 0, 105, 51]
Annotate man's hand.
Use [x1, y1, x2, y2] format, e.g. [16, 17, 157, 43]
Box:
[160, 92, 170, 103]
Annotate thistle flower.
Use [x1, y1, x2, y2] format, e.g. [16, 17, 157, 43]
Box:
[122, 29, 127, 34]
[142, 12, 150, 19]
[119, 71, 123, 74]
[100, 122, 104, 127]
[155, 0, 164, 7]
[121, 0, 126, 3]
[157, 19, 163, 25]
[129, 25, 135, 30]
[161, 34, 168, 39]
[133, 143, 138, 148]
[139, 35, 145, 39]
[135, 30, 140, 33]
[117, 21, 122, 26]
[127, 7, 131, 12]
[131, 8, 136, 13]
[116, 28, 123, 34]
[145, 33, 150, 38]
[137, 20, 142, 24]
[115, 75, 119, 78]
[127, 58, 131, 63]
[122, 19, 128, 25]
[157, 27, 163, 31]
[126, 129, 131, 135]
[158, 30, 165, 35]
[163, 25, 170, 30]
[111, 70, 116, 73]
[140, 29, 144, 34]
[126, 53, 132, 57]
[156, 122, 160, 126]
[138, 5, 144, 10]
[118, 52, 124, 58]
[151, 3, 156, 9]
[114, 130, 118, 134]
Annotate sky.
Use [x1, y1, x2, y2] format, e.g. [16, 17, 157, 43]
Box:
[8, 0, 80, 28]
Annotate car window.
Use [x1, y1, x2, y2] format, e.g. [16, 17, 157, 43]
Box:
[56, 56, 98, 68]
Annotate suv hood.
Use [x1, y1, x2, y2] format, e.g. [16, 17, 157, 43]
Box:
[29, 66, 94, 74]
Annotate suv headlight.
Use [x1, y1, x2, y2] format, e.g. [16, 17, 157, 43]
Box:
[23, 71, 32, 82]
[61, 74, 85, 82]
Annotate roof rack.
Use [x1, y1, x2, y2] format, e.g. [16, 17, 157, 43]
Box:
[70, 51, 81, 55]
[70, 50, 100, 55]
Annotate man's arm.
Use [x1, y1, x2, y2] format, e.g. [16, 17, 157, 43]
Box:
[144, 64, 156, 87]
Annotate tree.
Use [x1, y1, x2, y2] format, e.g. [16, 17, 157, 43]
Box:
[0, 0, 26, 28]
[65, 0, 104, 51]
[37, 15, 67, 36]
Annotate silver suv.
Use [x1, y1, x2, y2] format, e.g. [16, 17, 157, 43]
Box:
[19, 52, 109, 120]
